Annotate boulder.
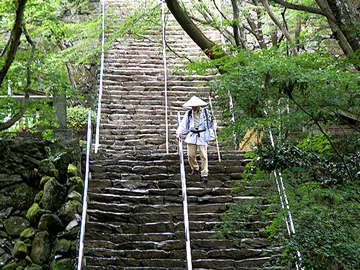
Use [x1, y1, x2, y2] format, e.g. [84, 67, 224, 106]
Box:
[30, 231, 51, 264]
[0, 174, 22, 188]
[38, 214, 64, 234]
[54, 238, 71, 255]
[4, 216, 30, 236]
[26, 203, 46, 224]
[38, 159, 59, 179]
[0, 183, 37, 211]
[41, 179, 66, 212]
[34, 191, 43, 204]
[61, 200, 82, 223]
[50, 258, 74, 270]
[0, 207, 13, 219]
[12, 241, 30, 259]
[20, 227, 38, 244]
[39, 176, 52, 189]
[67, 177, 84, 194]
[67, 164, 79, 177]
[65, 218, 79, 232]
[24, 264, 42, 270]
[2, 262, 19, 270]
[67, 190, 82, 203]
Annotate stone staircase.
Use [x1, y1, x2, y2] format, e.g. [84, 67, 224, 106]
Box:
[84, 152, 280, 269]
[97, 0, 223, 155]
[82, 1, 281, 269]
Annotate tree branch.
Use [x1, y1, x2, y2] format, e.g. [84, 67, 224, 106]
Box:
[259, 0, 299, 56]
[289, 92, 354, 182]
[0, 21, 34, 132]
[165, 0, 223, 59]
[0, 0, 28, 86]
[270, 0, 327, 17]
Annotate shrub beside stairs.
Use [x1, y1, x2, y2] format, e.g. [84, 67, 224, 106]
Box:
[82, 1, 282, 269]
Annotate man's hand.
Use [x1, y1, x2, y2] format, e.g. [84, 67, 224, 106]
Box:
[176, 134, 181, 140]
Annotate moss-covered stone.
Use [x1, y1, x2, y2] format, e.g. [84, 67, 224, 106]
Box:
[4, 216, 30, 236]
[41, 179, 66, 212]
[54, 238, 71, 254]
[39, 176, 52, 190]
[23, 265, 41, 270]
[30, 231, 51, 264]
[34, 191, 43, 204]
[38, 159, 56, 176]
[26, 203, 46, 225]
[24, 264, 42, 270]
[2, 262, 19, 270]
[0, 183, 38, 212]
[67, 190, 82, 203]
[20, 227, 38, 243]
[63, 200, 82, 223]
[67, 164, 79, 177]
[67, 177, 84, 194]
[38, 214, 64, 234]
[50, 258, 74, 270]
[12, 241, 30, 258]
[0, 230, 8, 238]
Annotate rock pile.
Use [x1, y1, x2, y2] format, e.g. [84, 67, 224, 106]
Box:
[0, 132, 83, 270]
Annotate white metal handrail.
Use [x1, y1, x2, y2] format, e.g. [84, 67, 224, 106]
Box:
[216, 1, 237, 149]
[177, 112, 192, 270]
[265, 110, 303, 270]
[94, 0, 106, 154]
[77, 111, 92, 270]
[161, 0, 169, 154]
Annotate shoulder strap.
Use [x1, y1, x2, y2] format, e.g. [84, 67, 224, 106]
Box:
[204, 108, 210, 129]
[188, 109, 192, 118]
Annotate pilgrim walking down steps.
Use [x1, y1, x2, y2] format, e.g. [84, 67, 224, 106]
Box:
[176, 96, 215, 183]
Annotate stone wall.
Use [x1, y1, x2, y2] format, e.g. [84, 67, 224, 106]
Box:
[0, 131, 83, 270]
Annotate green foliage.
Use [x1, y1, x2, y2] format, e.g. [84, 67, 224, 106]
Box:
[44, 145, 66, 162]
[66, 105, 94, 138]
[296, 133, 333, 154]
[193, 44, 360, 269]
[0, 0, 101, 132]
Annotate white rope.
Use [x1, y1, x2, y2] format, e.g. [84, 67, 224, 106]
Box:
[77, 111, 92, 270]
[161, 0, 169, 154]
[94, 0, 106, 154]
[177, 112, 193, 270]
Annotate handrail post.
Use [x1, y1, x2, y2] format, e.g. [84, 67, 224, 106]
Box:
[77, 111, 92, 270]
[177, 112, 192, 270]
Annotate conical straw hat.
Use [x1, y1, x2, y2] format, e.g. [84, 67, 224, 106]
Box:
[182, 96, 208, 108]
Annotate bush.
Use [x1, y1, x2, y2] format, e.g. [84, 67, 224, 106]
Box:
[67, 106, 95, 138]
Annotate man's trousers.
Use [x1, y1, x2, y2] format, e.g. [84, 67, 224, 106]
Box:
[187, 144, 208, 177]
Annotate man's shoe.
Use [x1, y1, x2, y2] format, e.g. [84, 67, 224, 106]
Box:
[189, 169, 199, 175]
[201, 176, 208, 183]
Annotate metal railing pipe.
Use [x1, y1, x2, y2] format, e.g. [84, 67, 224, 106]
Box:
[265, 109, 303, 270]
[177, 112, 192, 270]
[161, 0, 169, 154]
[77, 110, 92, 270]
[94, 0, 105, 154]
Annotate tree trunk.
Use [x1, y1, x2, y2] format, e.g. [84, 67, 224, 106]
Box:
[165, 0, 219, 58]
[0, 0, 28, 86]
[326, 0, 360, 53]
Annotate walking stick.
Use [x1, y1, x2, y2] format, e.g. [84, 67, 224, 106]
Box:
[209, 96, 221, 162]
